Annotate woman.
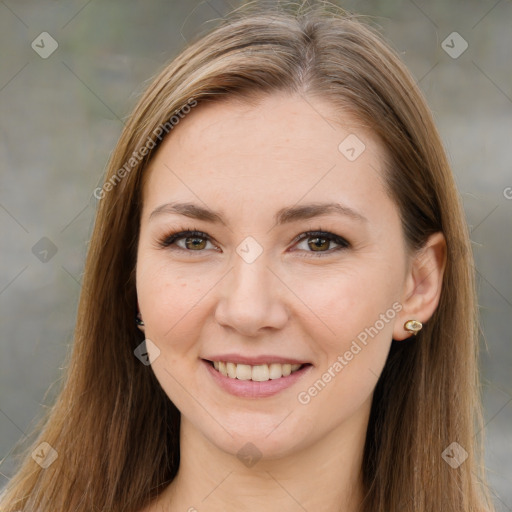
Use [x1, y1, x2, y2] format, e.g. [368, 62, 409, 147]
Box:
[0, 2, 496, 511]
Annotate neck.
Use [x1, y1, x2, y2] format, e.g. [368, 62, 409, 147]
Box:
[156, 400, 371, 512]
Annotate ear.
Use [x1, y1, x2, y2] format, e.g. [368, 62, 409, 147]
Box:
[393, 232, 447, 341]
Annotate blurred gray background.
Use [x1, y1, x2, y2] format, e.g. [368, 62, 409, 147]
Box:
[1, 0, 511, 509]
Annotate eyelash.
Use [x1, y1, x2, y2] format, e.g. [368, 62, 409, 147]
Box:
[157, 226, 350, 258]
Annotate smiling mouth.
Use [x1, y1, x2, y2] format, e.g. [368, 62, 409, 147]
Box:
[205, 360, 311, 382]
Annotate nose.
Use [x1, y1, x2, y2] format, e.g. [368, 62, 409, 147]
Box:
[214, 255, 289, 337]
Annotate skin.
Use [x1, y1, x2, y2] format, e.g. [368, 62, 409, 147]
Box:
[135, 92, 446, 512]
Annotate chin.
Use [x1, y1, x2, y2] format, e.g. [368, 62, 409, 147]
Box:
[197, 412, 314, 462]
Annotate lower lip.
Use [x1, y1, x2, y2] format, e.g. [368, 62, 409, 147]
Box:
[202, 359, 313, 398]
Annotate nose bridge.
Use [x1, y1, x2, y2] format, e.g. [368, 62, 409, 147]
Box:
[232, 248, 271, 298]
[214, 245, 288, 335]
[230, 233, 273, 299]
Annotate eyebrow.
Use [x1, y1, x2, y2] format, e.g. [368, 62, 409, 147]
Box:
[149, 201, 368, 226]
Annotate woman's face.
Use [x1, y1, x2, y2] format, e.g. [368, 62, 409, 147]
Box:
[136, 92, 411, 459]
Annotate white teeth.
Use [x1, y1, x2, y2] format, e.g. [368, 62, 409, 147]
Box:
[268, 363, 282, 380]
[236, 364, 252, 380]
[211, 361, 304, 381]
[251, 364, 269, 382]
[226, 362, 237, 378]
[281, 363, 291, 377]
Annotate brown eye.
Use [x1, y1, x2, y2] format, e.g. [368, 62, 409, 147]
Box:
[159, 230, 215, 252]
[292, 230, 350, 257]
[308, 236, 331, 252]
[184, 235, 207, 250]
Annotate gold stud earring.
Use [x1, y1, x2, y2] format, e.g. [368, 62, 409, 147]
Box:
[136, 313, 145, 328]
[404, 319, 422, 335]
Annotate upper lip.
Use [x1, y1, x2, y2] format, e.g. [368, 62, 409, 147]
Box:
[203, 354, 311, 366]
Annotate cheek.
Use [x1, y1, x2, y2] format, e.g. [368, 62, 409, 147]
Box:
[292, 260, 401, 347]
[294, 301, 395, 433]
[136, 268, 208, 407]
[291, 260, 401, 404]
[136, 256, 211, 354]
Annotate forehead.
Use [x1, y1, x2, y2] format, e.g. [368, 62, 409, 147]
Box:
[141, 92, 394, 226]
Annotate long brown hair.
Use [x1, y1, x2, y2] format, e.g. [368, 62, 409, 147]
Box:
[0, 2, 495, 511]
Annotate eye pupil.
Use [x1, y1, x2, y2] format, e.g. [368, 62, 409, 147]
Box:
[185, 237, 206, 250]
[309, 237, 329, 251]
